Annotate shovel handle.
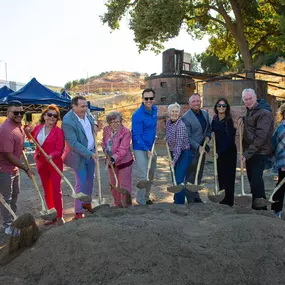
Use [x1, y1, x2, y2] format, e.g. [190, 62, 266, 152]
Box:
[22, 151, 48, 212]
[165, 140, 177, 186]
[212, 133, 219, 195]
[26, 130, 77, 197]
[94, 133, 102, 203]
[194, 138, 208, 185]
[146, 141, 156, 181]
[239, 123, 246, 196]
[106, 154, 119, 187]
[0, 194, 18, 221]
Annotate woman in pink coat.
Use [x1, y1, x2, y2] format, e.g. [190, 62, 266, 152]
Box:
[102, 111, 133, 207]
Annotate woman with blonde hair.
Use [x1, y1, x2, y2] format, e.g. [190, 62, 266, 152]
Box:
[271, 103, 285, 218]
[25, 104, 65, 225]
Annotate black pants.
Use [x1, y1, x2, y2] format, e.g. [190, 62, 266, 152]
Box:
[246, 154, 267, 200]
[271, 169, 285, 212]
[217, 145, 237, 205]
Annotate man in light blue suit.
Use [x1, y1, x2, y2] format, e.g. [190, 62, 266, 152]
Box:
[62, 96, 97, 220]
[182, 93, 211, 203]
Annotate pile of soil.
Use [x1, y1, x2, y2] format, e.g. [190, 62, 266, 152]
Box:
[0, 203, 285, 285]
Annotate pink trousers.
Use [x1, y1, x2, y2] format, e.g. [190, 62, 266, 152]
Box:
[108, 164, 132, 207]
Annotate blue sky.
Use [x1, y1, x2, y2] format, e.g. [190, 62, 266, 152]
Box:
[0, 0, 209, 87]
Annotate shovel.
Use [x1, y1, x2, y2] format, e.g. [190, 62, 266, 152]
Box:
[26, 130, 91, 203]
[165, 141, 184, 193]
[207, 133, 225, 203]
[22, 151, 57, 221]
[136, 141, 156, 189]
[239, 122, 247, 196]
[92, 133, 109, 208]
[185, 138, 209, 192]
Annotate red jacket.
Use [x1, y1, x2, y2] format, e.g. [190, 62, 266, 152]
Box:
[31, 124, 65, 162]
[102, 125, 133, 167]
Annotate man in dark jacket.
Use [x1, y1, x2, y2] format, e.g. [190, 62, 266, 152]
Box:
[241, 88, 274, 210]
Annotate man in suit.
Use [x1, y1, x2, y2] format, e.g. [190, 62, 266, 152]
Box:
[62, 96, 97, 219]
[182, 93, 211, 203]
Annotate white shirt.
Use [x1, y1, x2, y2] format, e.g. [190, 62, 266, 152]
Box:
[37, 126, 49, 146]
[73, 112, 95, 150]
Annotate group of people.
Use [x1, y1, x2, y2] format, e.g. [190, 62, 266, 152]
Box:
[0, 87, 284, 235]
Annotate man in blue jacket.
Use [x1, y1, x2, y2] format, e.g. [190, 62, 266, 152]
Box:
[132, 88, 158, 205]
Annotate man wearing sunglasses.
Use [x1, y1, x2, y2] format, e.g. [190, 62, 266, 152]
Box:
[182, 93, 211, 203]
[0, 100, 34, 233]
[132, 88, 157, 205]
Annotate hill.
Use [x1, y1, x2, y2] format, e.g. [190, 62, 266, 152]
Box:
[67, 71, 146, 94]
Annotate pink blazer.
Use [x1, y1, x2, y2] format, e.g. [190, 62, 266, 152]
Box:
[102, 125, 133, 167]
[31, 124, 65, 162]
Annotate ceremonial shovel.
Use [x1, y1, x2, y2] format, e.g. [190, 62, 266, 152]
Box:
[136, 141, 156, 189]
[185, 138, 209, 192]
[165, 141, 184, 193]
[22, 151, 57, 221]
[27, 130, 91, 203]
[207, 133, 225, 203]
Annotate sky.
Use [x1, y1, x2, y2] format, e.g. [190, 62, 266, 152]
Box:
[0, 0, 209, 87]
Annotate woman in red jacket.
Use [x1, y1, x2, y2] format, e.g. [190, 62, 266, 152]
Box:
[25, 104, 65, 225]
[102, 111, 133, 207]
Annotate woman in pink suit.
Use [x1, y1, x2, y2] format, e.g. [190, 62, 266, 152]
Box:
[25, 104, 65, 225]
[102, 111, 133, 207]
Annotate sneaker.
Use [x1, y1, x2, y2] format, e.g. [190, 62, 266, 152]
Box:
[5, 226, 20, 236]
[44, 219, 57, 226]
[194, 198, 203, 203]
[146, 200, 154, 205]
[74, 213, 85, 220]
[275, 211, 282, 219]
[3, 222, 12, 229]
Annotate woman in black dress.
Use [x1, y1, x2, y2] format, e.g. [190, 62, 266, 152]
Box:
[212, 98, 237, 206]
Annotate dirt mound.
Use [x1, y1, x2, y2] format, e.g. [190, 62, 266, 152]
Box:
[1, 203, 285, 285]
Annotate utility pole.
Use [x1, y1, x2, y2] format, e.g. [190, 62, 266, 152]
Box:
[0, 60, 8, 84]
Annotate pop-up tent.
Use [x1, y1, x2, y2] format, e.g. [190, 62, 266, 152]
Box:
[0, 78, 104, 114]
[60, 90, 71, 99]
[0, 85, 14, 100]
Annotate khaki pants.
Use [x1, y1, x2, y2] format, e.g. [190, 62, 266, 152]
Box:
[0, 171, 20, 227]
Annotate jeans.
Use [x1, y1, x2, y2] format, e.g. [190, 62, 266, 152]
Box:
[271, 169, 285, 212]
[246, 154, 267, 201]
[73, 158, 95, 213]
[173, 149, 192, 204]
[133, 150, 157, 205]
[0, 171, 20, 227]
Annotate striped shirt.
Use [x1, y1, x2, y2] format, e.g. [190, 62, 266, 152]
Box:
[165, 118, 190, 165]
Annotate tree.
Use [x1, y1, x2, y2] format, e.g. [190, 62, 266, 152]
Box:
[64, 81, 72, 90]
[79, 78, 87, 84]
[196, 53, 229, 74]
[101, 0, 284, 76]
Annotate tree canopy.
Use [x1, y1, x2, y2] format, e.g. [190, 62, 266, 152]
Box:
[101, 0, 284, 73]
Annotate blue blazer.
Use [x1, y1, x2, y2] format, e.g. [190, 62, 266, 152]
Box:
[62, 110, 95, 170]
[181, 108, 211, 153]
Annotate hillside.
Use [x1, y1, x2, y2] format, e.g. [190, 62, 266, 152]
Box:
[68, 71, 146, 94]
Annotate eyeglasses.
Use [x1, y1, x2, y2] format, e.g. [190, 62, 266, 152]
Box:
[110, 120, 121, 125]
[10, 111, 25, 116]
[217, 104, 227, 108]
[46, 113, 58, 118]
[144, 97, 154, 101]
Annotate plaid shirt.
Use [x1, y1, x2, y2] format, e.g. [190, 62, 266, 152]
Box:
[165, 118, 190, 165]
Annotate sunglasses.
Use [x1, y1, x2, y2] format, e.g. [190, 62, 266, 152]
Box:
[217, 104, 227, 108]
[10, 111, 25, 116]
[144, 97, 154, 101]
[46, 113, 58, 118]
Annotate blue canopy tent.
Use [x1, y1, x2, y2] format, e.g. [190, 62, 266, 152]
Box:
[60, 90, 71, 99]
[0, 78, 104, 113]
[0, 85, 14, 100]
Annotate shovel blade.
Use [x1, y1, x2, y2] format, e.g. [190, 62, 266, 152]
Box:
[110, 184, 128, 195]
[207, 189, 225, 203]
[72, 192, 92, 202]
[167, 185, 184, 193]
[136, 180, 152, 189]
[185, 183, 203, 192]
[40, 208, 57, 221]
